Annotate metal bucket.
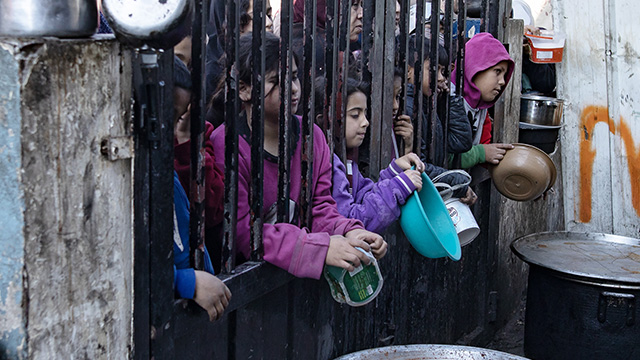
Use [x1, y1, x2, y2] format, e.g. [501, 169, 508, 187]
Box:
[334, 344, 529, 359]
[0, 0, 98, 37]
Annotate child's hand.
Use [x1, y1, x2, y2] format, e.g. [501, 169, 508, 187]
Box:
[393, 115, 414, 154]
[459, 187, 477, 205]
[395, 152, 425, 172]
[483, 143, 515, 164]
[193, 270, 232, 322]
[403, 169, 423, 192]
[345, 229, 388, 260]
[175, 111, 191, 144]
[326, 235, 372, 271]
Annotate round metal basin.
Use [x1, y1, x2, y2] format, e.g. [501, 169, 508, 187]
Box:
[334, 344, 529, 360]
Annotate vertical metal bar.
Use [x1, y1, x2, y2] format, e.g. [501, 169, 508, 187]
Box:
[379, 0, 396, 169]
[456, 0, 466, 97]
[367, 0, 385, 177]
[396, 0, 410, 156]
[250, 0, 265, 260]
[336, 0, 351, 164]
[441, 0, 453, 168]
[189, 0, 207, 271]
[426, 0, 439, 165]
[222, 0, 241, 273]
[412, 0, 425, 155]
[137, 49, 175, 360]
[300, 0, 317, 228]
[480, 0, 488, 32]
[323, 0, 339, 159]
[278, 0, 293, 223]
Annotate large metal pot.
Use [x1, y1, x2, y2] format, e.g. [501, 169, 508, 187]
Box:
[335, 344, 528, 359]
[0, 0, 98, 37]
[519, 94, 564, 126]
[102, 0, 192, 49]
[512, 231, 640, 360]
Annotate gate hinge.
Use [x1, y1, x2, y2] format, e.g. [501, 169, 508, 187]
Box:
[101, 136, 134, 161]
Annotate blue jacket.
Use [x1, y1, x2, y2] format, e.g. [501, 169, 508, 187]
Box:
[173, 171, 215, 299]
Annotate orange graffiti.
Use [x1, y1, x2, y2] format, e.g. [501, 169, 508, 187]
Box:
[579, 105, 640, 222]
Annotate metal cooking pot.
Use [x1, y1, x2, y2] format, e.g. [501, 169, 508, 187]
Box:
[335, 344, 528, 359]
[0, 0, 98, 37]
[519, 94, 564, 126]
[512, 231, 640, 360]
[102, 0, 192, 49]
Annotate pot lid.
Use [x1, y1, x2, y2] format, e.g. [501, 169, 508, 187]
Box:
[511, 231, 640, 285]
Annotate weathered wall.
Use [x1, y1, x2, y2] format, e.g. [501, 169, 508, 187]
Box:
[0, 38, 133, 359]
[556, 0, 640, 236]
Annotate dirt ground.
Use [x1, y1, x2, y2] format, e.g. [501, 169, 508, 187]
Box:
[484, 296, 527, 357]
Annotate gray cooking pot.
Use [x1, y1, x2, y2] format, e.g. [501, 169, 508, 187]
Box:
[102, 0, 192, 49]
[0, 0, 98, 37]
[335, 344, 528, 359]
[519, 94, 564, 126]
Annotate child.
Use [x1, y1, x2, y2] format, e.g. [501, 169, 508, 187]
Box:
[404, 35, 473, 167]
[172, 58, 230, 322]
[319, 77, 425, 234]
[210, 32, 387, 278]
[173, 56, 226, 273]
[452, 32, 516, 168]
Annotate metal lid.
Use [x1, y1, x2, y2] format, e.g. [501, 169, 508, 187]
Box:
[511, 231, 640, 286]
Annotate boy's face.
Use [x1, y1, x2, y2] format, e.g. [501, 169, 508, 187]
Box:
[344, 91, 369, 149]
[473, 60, 509, 103]
[173, 87, 191, 123]
[420, 60, 432, 97]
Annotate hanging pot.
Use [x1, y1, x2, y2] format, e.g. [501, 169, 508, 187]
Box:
[511, 231, 640, 360]
[102, 0, 192, 49]
[520, 94, 564, 126]
[0, 0, 98, 37]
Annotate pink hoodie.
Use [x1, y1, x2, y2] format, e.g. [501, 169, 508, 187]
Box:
[452, 32, 515, 110]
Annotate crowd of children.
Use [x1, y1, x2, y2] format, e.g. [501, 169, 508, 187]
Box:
[166, 0, 516, 321]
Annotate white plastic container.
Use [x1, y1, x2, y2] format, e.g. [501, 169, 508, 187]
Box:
[324, 248, 383, 307]
[444, 198, 480, 247]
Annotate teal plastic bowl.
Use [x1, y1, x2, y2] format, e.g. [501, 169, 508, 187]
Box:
[400, 172, 462, 260]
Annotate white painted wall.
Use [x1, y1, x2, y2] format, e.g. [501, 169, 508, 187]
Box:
[555, 0, 640, 236]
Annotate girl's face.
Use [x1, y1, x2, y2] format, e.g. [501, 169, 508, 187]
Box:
[350, 0, 363, 41]
[242, 0, 274, 35]
[436, 64, 447, 94]
[473, 60, 509, 103]
[344, 91, 369, 149]
[262, 60, 301, 122]
[393, 75, 402, 117]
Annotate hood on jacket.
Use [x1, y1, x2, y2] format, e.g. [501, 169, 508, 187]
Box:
[452, 32, 514, 110]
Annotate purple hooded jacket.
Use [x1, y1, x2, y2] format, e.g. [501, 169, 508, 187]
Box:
[452, 32, 515, 110]
[211, 116, 364, 280]
[332, 155, 417, 234]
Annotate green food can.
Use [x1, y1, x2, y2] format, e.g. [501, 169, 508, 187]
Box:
[324, 248, 383, 306]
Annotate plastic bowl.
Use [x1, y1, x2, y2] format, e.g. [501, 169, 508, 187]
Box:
[400, 172, 461, 261]
[489, 143, 557, 201]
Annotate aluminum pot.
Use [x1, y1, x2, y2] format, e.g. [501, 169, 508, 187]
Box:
[335, 344, 529, 359]
[512, 231, 640, 360]
[102, 0, 192, 50]
[519, 94, 564, 126]
[0, 0, 98, 37]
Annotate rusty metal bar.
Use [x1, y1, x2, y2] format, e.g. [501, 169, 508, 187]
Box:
[222, 0, 241, 274]
[441, 0, 453, 168]
[323, 0, 339, 159]
[277, 0, 293, 223]
[188, 0, 207, 271]
[379, 0, 396, 170]
[300, 0, 317, 229]
[367, 0, 384, 177]
[250, 0, 266, 260]
[480, 0, 488, 32]
[411, 0, 425, 156]
[426, 0, 439, 165]
[335, 0, 351, 164]
[396, 0, 410, 156]
[456, 0, 466, 97]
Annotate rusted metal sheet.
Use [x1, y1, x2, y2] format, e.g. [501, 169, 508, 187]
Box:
[0, 38, 134, 359]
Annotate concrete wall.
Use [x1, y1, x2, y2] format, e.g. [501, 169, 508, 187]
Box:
[556, 0, 640, 237]
[0, 38, 133, 359]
